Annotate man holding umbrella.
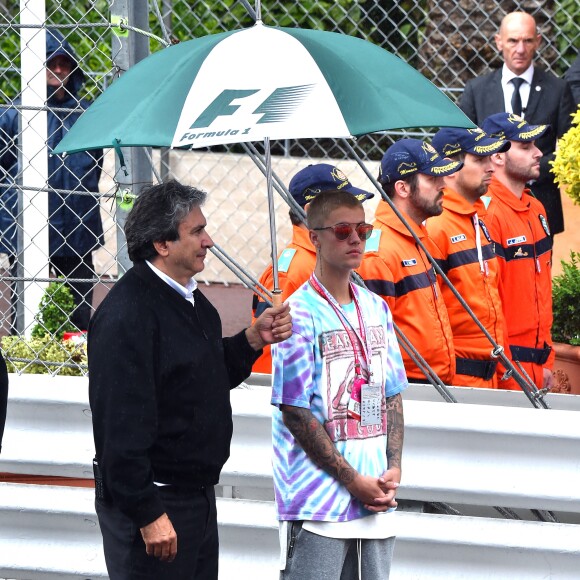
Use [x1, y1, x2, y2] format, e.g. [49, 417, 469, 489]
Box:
[272, 190, 407, 579]
[88, 181, 292, 579]
[252, 163, 374, 374]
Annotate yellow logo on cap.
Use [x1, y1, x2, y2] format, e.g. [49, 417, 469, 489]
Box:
[507, 113, 526, 128]
[331, 167, 348, 184]
[303, 187, 321, 201]
[467, 128, 486, 141]
[398, 161, 417, 175]
[422, 142, 439, 161]
[431, 160, 461, 174]
[443, 143, 462, 156]
[474, 141, 505, 154]
[519, 125, 547, 139]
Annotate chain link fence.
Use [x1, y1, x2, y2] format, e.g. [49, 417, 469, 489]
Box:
[0, 0, 578, 375]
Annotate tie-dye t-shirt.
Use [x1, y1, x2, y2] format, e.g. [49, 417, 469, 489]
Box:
[271, 280, 407, 522]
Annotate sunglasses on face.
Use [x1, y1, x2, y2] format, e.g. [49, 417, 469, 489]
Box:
[313, 222, 373, 241]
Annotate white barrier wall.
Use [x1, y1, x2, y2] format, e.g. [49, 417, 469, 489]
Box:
[2, 483, 580, 580]
[2, 373, 580, 579]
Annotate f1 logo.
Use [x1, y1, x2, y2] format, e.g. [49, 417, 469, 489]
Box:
[189, 84, 314, 129]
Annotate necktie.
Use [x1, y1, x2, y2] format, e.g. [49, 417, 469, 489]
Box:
[510, 77, 525, 116]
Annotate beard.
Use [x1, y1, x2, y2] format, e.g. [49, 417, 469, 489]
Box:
[409, 187, 444, 219]
[507, 162, 540, 183]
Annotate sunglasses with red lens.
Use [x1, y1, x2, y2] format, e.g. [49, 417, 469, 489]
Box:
[313, 222, 374, 241]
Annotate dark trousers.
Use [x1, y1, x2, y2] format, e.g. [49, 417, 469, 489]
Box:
[50, 254, 96, 331]
[96, 486, 218, 580]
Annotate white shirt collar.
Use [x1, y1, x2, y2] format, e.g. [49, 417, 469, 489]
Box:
[502, 63, 534, 85]
[146, 260, 198, 305]
[501, 64, 534, 116]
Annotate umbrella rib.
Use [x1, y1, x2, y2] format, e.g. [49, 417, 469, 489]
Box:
[210, 243, 271, 303]
[242, 142, 306, 221]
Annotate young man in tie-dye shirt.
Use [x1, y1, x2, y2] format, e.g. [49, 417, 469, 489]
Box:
[272, 190, 407, 579]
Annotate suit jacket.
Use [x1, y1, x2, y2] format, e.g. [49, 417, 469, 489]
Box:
[459, 67, 575, 235]
[564, 55, 580, 105]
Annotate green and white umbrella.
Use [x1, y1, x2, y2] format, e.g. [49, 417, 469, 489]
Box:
[56, 22, 472, 154]
[55, 22, 474, 297]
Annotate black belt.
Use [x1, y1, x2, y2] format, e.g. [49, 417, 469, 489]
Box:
[155, 483, 209, 497]
[510, 343, 552, 365]
[456, 357, 498, 381]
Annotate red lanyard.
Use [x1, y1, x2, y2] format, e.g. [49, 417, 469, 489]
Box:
[309, 274, 370, 378]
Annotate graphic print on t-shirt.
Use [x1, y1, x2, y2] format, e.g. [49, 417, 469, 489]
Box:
[320, 324, 387, 442]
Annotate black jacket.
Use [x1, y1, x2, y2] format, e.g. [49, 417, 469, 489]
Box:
[88, 262, 260, 527]
[564, 55, 580, 105]
[459, 67, 575, 235]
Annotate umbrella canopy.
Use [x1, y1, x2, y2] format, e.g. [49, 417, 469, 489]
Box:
[55, 22, 473, 154]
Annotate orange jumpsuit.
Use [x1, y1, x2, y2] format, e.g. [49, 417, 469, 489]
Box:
[252, 225, 316, 374]
[483, 177, 554, 390]
[426, 188, 505, 388]
[357, 201, 455, 383]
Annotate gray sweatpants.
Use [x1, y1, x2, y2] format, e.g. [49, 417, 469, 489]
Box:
[280, 521, 396, 580]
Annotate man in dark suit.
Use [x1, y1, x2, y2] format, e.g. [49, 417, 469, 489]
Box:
[459, 11, 575, 235]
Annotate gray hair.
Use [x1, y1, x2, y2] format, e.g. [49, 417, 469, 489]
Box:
[125, 180, 207, 262]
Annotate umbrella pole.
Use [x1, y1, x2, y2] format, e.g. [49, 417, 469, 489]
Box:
[264, 137, 282, 306]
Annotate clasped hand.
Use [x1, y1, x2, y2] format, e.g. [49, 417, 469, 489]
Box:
[347, 467, 401, 513]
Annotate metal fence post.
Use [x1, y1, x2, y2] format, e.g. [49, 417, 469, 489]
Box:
[110, 0, 152, 276]
[20, 0, 49, 334]
[160, 0, 173, 182]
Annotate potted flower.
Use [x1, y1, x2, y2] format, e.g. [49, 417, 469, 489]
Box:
[551, 105, 580, 206]
[549, 105, 580, 393]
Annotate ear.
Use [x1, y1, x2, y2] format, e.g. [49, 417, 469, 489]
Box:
[394, 179, 411, 199]
[491, 152, 505, 167]
[494, 33, 502, 51]
[153, 239, 170, 257]
[309, 229, 320, 248]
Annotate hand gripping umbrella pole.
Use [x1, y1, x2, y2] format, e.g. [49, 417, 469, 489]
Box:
[342, 139, 550, 410]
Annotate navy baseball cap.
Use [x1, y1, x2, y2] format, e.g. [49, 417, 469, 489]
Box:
[378, 139, 463, 184]
[481, 113, 549, 143]
[432, 127, 511, 158]
[289, 163, 374, 207]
